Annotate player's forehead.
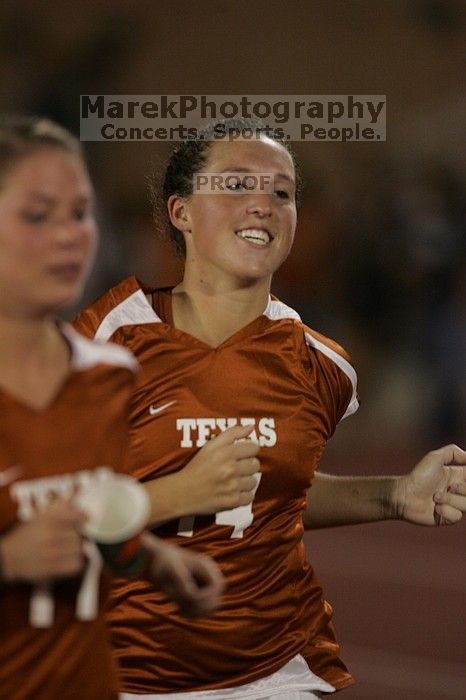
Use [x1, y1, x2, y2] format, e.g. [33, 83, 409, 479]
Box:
[204, 136, 295, 182]
[1, 148, 93, 202]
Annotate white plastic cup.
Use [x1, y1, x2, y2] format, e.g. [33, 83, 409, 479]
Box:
[77, 471, 151, 575]
[78, 471, 150, 544]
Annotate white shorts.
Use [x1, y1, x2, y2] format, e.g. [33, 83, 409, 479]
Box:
[122, 694, 322, 700]
[119, 653, 335, 700]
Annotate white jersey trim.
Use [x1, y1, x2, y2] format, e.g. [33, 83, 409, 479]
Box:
[119, 654, 335, 700]
[264, 296, 302, 323]
[62, 324, 138, 372]
[264, 297, 359, 421]
[94, 289, 161, 342]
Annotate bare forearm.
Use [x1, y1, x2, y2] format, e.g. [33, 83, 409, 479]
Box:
[143, 472, 191, 528]
[305, 446, 466, 529]
[303, 471, 401, 529]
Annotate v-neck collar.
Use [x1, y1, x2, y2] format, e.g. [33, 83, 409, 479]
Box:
[0, 322, 76, 414]
[144, 279, 274, 351]
[0, 321, 135, 414]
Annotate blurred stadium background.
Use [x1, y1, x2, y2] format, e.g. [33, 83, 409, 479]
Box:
[1, 1, 465, 697]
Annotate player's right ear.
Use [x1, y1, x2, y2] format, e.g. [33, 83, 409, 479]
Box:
[167, 194, 192, 235]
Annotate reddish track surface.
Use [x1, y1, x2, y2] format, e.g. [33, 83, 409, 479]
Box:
[305, 520, 466, 699]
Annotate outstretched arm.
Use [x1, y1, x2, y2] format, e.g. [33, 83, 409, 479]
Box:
[304, 444, 466, 529]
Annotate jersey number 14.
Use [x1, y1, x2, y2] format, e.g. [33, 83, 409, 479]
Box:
[177, 473, 262, 539]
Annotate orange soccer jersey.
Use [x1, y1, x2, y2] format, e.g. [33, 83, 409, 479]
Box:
[0, 325, 137, 700]
[74, 277, 359, 694]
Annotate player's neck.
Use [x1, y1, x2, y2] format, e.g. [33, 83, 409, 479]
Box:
[172, 275, 271, 348]
[0, 306, 55, 347]
[0, 313, 71, 408]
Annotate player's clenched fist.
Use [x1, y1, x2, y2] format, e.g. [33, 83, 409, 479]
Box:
[0, 499, 85, 583]
[173, 424, 261, 515]
[141, 532, 224, 617]
[391, 444, 466, 527]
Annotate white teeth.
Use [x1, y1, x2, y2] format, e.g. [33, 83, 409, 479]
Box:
[235, 228, 271, 245]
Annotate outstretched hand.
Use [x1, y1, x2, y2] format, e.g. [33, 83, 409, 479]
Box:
[393, 444, 466, 526]
[141, 532, 224, 617]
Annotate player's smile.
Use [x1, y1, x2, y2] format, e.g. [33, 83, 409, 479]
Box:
[234, 226, 274, 246]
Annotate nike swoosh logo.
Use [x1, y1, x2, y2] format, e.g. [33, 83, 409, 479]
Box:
[149, 400, 176, 416]
[0, 465, 22, 486]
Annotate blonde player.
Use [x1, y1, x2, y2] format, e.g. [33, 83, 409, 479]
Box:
[0, 116, 223, 700]
[75, 118, 466, 699]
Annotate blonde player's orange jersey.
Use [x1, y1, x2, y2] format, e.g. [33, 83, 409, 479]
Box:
[74, 277, 359, 694]
[0, 325, 137, 700]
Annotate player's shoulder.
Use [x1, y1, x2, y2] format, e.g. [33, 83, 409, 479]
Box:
[264, 294, 352, 363]
[302, 324, 353, 367]
[74, 276, 163, 342]
[264, 295, 358, 421]
[80, 275, 147, 322]
[265, 294, 357, 397]
[61, 323, 138, 373]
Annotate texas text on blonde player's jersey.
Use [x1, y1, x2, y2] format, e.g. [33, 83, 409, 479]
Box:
[74, 276, 360, 694]
[0, 325, 137, 700]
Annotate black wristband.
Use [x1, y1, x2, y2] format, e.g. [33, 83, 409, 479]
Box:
[97, 540, 150, 578]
